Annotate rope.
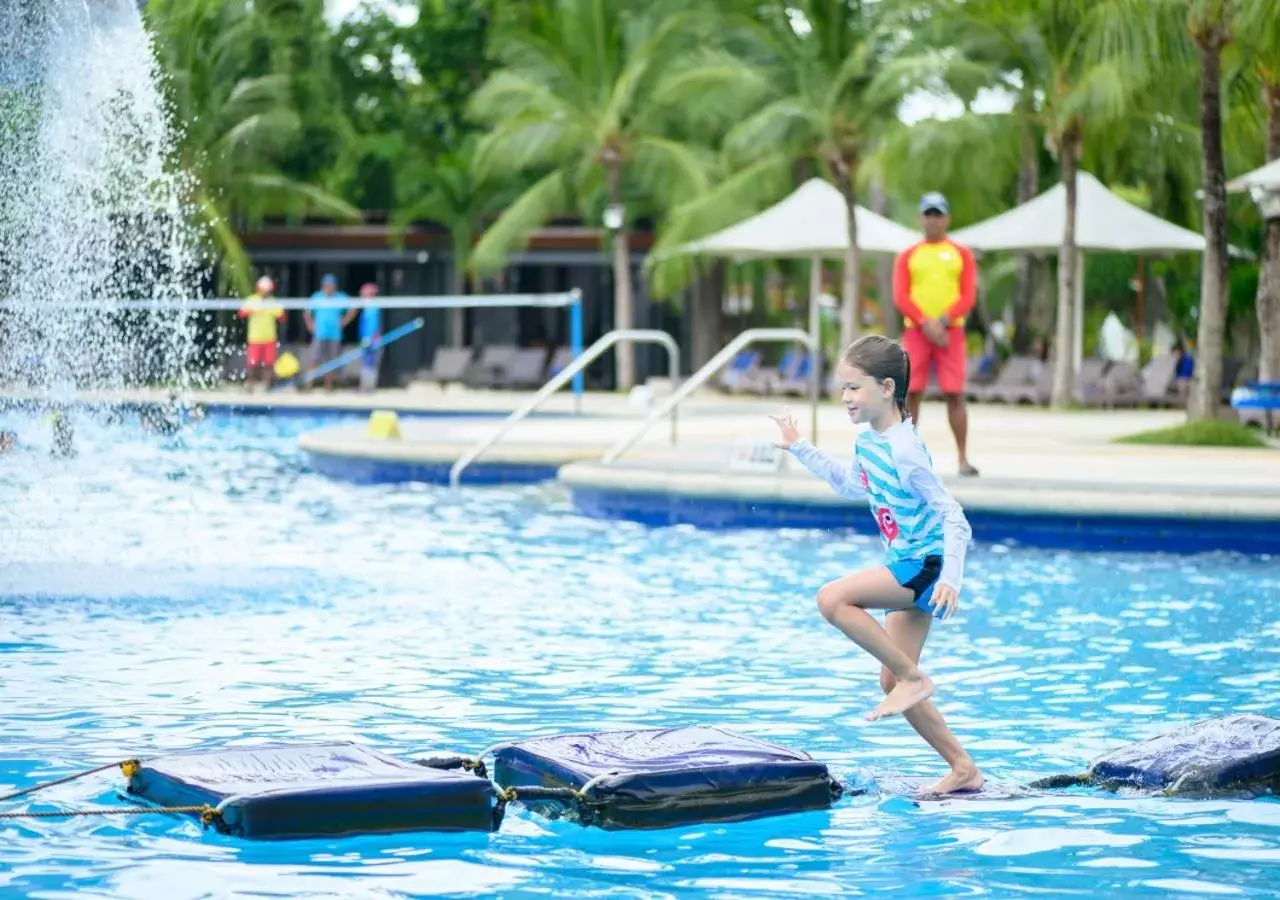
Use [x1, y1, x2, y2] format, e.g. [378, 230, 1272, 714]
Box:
[414, 756, 489, 781]
[0, 759, 140, 804]
[1026, 772, 1090, 790]
[495, 785, 582, 803]
[0, 804, 221, 826]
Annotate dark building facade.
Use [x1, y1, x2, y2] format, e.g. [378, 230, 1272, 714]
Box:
[241, 222, 687, 390]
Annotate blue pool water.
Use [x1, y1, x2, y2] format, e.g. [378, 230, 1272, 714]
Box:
[2, 411, 1279, 899]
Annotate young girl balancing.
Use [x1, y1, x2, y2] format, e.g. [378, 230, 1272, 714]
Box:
[770, 334, 983, 795]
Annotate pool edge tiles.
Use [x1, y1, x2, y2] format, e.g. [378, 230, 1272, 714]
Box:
[557, 460, 1280, 555]
[299, 424, 610, 486]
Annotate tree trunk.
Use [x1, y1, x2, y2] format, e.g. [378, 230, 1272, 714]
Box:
[1013, 115, 1040, 352]
[1028, 256, 1055, 338]
[449, 231, 469, 348]
[834, 157, 861, 351]
[606, 161, 634, 391]
[869, 178, 897, 339]
[1050, 125, 1081, 409]
[1256, 81, 1280, 383]
[1189, 35, 1230, 420]
[690, 261, 725, 371]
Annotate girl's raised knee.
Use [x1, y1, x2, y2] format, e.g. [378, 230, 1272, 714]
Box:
[816, 584, 843, 622]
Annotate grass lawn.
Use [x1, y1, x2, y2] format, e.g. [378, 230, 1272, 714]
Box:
[1115, 419, 1270, 448]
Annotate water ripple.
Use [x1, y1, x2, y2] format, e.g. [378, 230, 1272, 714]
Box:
[2, 411, 1279, 898]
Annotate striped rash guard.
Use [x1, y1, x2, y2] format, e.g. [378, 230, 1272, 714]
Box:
[788, 423, 972, 593]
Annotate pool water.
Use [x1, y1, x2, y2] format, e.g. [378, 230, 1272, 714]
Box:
[2, 411, 1279, 899]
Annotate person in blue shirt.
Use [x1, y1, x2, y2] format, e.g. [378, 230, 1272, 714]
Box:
[356, 282, 383, 392]
[305, 273, 351, 391]
[771, 334, 983, 796]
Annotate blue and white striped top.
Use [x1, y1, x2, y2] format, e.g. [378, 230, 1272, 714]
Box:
[788, 422, 972, 592]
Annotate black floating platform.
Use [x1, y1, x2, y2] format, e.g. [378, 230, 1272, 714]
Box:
[127, 743, 498, 839]
[492, 725, 843, 830]
[1083, 714, 1280, 795]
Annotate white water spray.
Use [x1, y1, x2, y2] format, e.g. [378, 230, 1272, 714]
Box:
[0, 0, 206, 404]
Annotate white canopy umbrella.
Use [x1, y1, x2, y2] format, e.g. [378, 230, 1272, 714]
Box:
[670, 178, 920, 441]
[1227, 158, 1280, 193]
[1228, 158, 1280, 221]
[676, 177, 920, 259]
[951, 170, 1205, 374]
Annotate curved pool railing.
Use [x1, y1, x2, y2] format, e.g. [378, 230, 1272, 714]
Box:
[448, 329, 681, 489]
[601, 327, 818, 466]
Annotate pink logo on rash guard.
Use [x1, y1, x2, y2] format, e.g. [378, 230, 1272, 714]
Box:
[876, 507, 899, 542]
[860, 469, 870, 491]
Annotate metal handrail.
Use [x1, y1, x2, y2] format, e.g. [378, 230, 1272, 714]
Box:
[600, 327, 818, 466]
[448, 329, 680, 488]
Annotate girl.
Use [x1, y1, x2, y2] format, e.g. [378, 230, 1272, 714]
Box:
[771, 334, 983, 795]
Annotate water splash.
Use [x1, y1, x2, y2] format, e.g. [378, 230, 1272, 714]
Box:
[0, 0, 205, 405]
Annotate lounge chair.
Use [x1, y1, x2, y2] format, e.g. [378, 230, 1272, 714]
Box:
[464, 345, 520, 388]
[1099, 361, 1143, 408]
[414, 346, 474, 389]
[1071, 358, 1108, 406]
[1139, 353, 1179, 407]
[970, 355, 1039, 404]
[497, 347, 549, 389]
[716, 350, 762, 394]
[774, 351, 817, 397]
[547, 346, 575, 378]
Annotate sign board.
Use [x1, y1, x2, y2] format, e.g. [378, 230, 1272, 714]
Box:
[727, 440, 785, 473]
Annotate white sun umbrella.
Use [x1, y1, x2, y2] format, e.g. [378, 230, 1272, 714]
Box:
[951, 170, 1206, 374]
[677, 177, 921, 259]
[1228, 158, 1280, 193]
[1228, 158, 1280, 222]
[676, 178, 918, 378]
[673, 178, 920, 440]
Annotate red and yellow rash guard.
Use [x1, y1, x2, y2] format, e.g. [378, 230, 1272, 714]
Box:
[893, 239, 977, 329]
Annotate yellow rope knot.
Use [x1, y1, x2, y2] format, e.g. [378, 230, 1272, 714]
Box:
[497, 786, 517, 803]
[198, 805, 219, 827]
[119, 759, 141, 779]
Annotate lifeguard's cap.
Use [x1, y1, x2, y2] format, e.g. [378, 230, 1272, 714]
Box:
[918, 192, 950, 215]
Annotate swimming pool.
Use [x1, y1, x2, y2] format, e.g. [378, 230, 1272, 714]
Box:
[2, 411, 1279, 898]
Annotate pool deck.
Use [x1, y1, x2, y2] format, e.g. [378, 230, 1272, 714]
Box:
[232, 385, 1280, 521]
[13, 385, 1280, 527]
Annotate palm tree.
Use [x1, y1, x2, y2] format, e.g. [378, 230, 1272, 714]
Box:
[145, 0, 359, 296]
[1185, 2, 1234, 420]
[946, 0, 1167, 408]
[664, 0, 923, 352]
[392, 136, 516, 347]
[466, 0, 728, 390]
[1234, 1, 1280, 382]
[1133, 0, 1280, 418]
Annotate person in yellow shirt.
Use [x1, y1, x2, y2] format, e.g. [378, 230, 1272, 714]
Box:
[893, 193, 979, 477]
[237, 276, 286, 390]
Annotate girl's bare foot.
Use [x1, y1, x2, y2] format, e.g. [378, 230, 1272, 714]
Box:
[923, 764, 984, 795]
[867, 672, 934, 720]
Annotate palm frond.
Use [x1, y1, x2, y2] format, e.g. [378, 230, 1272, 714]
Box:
[724, 97, 822, 165]
[646, 153, 794, 298]
[241, 173, 362, 222]
[629, 137, 712, 210]
[470, 169, 570, 274]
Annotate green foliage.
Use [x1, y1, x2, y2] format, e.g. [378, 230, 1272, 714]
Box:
[129, 0, 1280, 364]
[1115, 419, 1269, 447]
[144, 0, 359, 294]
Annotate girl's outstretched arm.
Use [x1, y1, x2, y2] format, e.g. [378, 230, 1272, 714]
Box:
[788, 439, 868, 502]
[899, 451, 972, 593]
